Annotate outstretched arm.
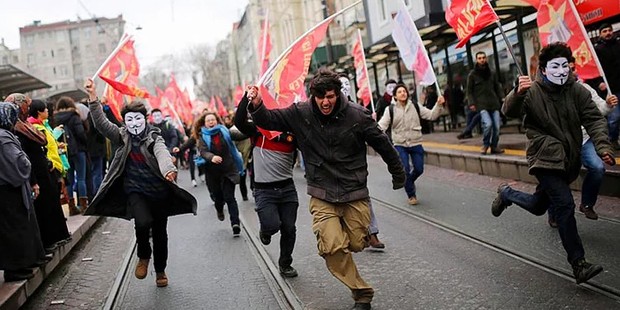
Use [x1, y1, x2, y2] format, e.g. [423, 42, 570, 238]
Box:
[85, 78, 122, 145]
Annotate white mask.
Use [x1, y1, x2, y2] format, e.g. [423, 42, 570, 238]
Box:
[152, 111, 163, 124]
[544, 57, 570, 85]
[385, 83, 397, 96]
[339, 77, 351, 98]
[124, 112, 146, 136]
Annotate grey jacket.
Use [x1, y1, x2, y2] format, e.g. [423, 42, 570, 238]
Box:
[84, 101, 197, 219]
[503, 73, 613, 182]
[0, 128, 33, 211]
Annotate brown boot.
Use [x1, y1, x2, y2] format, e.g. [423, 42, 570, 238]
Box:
[135, 258, 149, 279]
[156, 272, 168, 287]
[78, 197, 89, 214]
[369, 234, 385, 249]
[68, 198, 81, 216]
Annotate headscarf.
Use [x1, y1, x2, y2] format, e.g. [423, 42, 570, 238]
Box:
[5, 93, 47, 145]
[0, 102, 19, 130]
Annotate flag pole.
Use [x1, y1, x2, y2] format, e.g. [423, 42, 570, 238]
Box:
[489, 0, 524, 77]
[256, 0, 362, 86]
[260, 10, 269, 72]
[92, 34, 133, 81]
[566, 0, 612, 96]
[358, 29, 375, 114]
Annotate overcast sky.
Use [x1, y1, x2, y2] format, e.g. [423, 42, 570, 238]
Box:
[2, 0, 248, 68]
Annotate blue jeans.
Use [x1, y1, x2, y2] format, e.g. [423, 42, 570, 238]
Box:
[607, 103, 620, 141]
[90, 155, 105, 194]
[395, 145, 424, 198]
[463, 108, 480, 135]
[500, 170, 585, 265]
[68, 151, 88, 198]
[369, 201, 379, 235]
[480, 110, 500, 148]
[254, 182, 299, 267]
[580, 139, 605, 206]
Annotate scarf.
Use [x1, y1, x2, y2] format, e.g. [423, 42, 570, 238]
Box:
[201, 124, 245, 176]
[14, 119, 47, 146]
[0, 102, 19, 130]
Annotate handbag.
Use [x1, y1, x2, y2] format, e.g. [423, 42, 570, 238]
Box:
[194, 154, 207, 167]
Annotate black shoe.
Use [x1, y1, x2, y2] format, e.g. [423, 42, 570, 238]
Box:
[217, 210, 225, 221]
[491, 183, 512, 217]
[259, 231, 271, 245]
[242, 195, 249, 201]
[572, 258, 603, 284]
[548, 217, 558, 228]
[490, 147, 505, 154]
[4, 269, 34, 282]
[352, 302, 371, 310]
[457, 132, 472, 140]
[579, 204, 598, 220]
[279, 265, 298, 278]
[232, 224, 241, 237]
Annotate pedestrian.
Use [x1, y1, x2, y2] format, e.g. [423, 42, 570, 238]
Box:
[592, 23, 620, 150]
[421, 85, 438, 134]
[54, 96, 89, 212]
[374, 79, 397, 121]
[0, 102, 47, 282]
[85, 100, 107, 194]
[194, 112, 245, 236]
[466, 51, 505, 154]
[492, 42, 615, 284]
[224, 113, 252, 201]
[448, 77, 465, 129]
[235, 93, 300, 277]
[546, 57, 619, 227]
[378, 84, 445, 205]
[26, 99, 72, 252]
[339, 73, 385, 250]
[151, 109, 181, 154]
[247, 69, 406, 310]
[83, 79, 197, 287]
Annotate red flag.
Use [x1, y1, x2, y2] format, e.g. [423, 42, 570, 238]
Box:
[208, 96, 216, 111]
[99, 75, 150, 98]
[258, 11, 273, 76]
[97, 38, 141, 120]
[215, 96, 228, 117]
[233, 85, 245, 107]
[445, 0, 499, 48]
[352, 30, 372, 108]
[537, 0, 603, 80]
[521, 0, 619, 26]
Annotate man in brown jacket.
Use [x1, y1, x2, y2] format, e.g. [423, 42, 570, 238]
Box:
[491, 43, 615, 284]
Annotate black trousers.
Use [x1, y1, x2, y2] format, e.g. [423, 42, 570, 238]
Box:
[129, 193, 169, 272]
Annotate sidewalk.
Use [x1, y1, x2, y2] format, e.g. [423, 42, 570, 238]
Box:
[411, 123, 620, 198]
[0, 213, 99, 310]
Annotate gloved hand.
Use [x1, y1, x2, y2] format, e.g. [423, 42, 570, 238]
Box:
[392, 171, 406, 190]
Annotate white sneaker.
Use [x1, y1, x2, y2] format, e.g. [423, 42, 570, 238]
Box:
[192, 180, 197, 187]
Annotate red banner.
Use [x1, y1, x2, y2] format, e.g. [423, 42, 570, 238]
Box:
[445, 0, 499, 48]
[215, 96, 228, 117]
[98, 38, 141, 120]
[99, 75, 150, 98]
[523, 0, 619, 25]
[352, 31, 372, 107]
[537, 0, 603, 79]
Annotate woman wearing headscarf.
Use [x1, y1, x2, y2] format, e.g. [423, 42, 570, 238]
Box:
[0, 102, 47, 282]
[27, 99, 72, 251]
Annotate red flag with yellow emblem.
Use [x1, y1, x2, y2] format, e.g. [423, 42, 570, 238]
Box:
[536, 0, 603, 80]
[445, 0, 499, 48]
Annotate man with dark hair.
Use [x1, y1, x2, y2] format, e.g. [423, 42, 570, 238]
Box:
[150, 108, 180, 154]
[592, 23, 620, 149]
[375, 79, 398, 121]
[466, 51, 505, 154]
[247, 69, 405, 310]
[493, 42, 615, 284]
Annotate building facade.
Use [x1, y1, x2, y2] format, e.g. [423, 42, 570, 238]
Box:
[19, 16, 125, 98]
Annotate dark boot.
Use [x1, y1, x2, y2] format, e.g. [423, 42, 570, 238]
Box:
[573, 258, 603, 284]
[4, 269, 34, 282]
[491, 183, 512, 217]
[368, 234, 385, 249]
[579, 204, 598, 220]
[68, 197, 81, 216]
[352, 302, 371, 310]
[78, 197, 89, 214]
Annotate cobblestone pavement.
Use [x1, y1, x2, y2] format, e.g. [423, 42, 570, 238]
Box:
[239, 158, 620, 309]
[113, 175, 281, 310]
[22, 217, 134, 310]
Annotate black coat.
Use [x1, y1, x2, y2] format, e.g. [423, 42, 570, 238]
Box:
[249, 94, 405, 203]
[54, 109, 87, 155]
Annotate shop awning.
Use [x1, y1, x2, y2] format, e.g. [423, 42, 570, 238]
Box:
[0, 64, 51, 97]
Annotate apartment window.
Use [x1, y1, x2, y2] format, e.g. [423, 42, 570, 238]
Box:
[1, 56, 8, 65]
[27, 53, 34, 65]
[59, 66, 69, 77]
[24, 35, 34, 48]
[83, 27, 92, 39]
[98, 43, 107, 55]
[53, 67, 57, 75]
[41, 50, 46, 57]
[51, 49, 54, 58]
[56, 31, 65, 43]
[57, 48, 66, 58]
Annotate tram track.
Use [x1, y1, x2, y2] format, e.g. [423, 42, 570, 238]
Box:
[370, 196, 620, 302]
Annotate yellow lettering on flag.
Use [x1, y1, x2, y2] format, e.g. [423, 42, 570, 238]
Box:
[455, 0, 486, 39]
[573, 41, 592, 67]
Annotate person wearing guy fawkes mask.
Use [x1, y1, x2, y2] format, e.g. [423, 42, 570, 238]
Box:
[493, 42, 615, 285]
[150, 109, 180, 153]
[338, 73, 386, 251]
[82, 78, 197, 288]
[375, 79, 397, 121]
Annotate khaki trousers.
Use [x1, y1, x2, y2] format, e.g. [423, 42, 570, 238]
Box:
[309, 197, 374, 303]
